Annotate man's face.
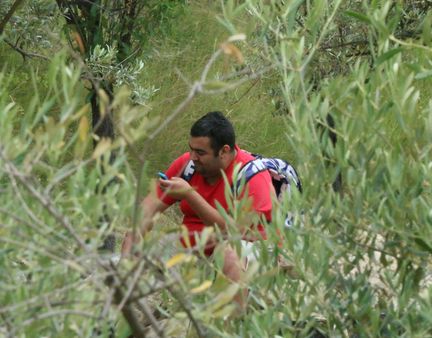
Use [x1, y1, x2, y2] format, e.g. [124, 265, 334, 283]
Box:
[188, 136, 223, 178]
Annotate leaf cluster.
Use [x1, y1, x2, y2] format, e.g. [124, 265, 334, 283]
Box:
[1, 0, 432, 337]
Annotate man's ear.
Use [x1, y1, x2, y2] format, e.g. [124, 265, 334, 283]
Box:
[219, 144, 232, 157]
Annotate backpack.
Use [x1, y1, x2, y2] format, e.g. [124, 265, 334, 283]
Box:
[181, 153, 302, 227]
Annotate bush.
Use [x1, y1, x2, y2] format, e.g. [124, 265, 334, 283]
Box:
[1, 0, 432, 336]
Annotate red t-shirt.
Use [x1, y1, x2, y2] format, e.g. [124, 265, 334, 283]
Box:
[157, 146, 273, 253]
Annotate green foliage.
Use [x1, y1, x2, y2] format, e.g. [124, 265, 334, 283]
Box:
[1, 0, 432, 337]
[0, 53, 150, 336]
[0, 0, 59, 51]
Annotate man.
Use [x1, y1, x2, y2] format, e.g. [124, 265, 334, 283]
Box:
[122, 111, 274, 308]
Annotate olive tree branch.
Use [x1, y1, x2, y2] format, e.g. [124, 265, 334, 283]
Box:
[2, 38, 50, 61]
[117, 260, 146, 311]
[0, 206, 70, 243]
[0, 0, 25, 34]
[0, 146, 123, 292]
[0, 280, 84, 314]
[301, 0, 344, 72]
[112, 286, 149, 338]
[0, 237, 87, 276]
[105, 256, 166, 337]
[0, 148, 88, 250]
[10, 309, 97, 336]
[1, 164, 60, 238]
[142, 255, 207, 338]
[43, 158, 93, 195]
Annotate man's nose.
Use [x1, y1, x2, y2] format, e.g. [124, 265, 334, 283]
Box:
[190, 151, 198, 161]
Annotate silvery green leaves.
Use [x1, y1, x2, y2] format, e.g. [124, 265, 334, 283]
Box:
[85, 44, 158, 106]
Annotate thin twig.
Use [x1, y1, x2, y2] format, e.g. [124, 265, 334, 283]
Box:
[113, 286, 147, 338]
[146, 45, 232, 143]
[174, 67, 193, 87]
[147, 81, 200, 142]
[105, 257, 159, 337]
[117, 260, 146, 311]
[390, 34, 432, 52]
[142, 256, 206, 338]
[1, 149, 87, 250]
[3, 39, 50, 61]
[11, 309, 97, 335]
[44, 158, 92, 195]
[201, 66, 274, 95]
[0, 280, 82, 314]
[300, 0, 344, 72]
[127, 280, 176, 302]
[200, 49, 222, 83]
[0, 206, 69, 243]
[136, 298, 166, 338]
[229, 78, 259, 107]
[100, 287, 115, 320]
[0, 312, 14, 338]
[3, 166, 56, 236]
[111, 254, 168, 337]
[0, 237, 89, 275]
[0, 0, 26, 34]
[43, 296, 61, 332]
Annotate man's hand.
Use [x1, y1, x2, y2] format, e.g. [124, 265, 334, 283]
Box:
[159, 177, 194, 200]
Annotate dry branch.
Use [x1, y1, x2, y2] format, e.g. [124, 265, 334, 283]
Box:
[0, 0, 25, 34]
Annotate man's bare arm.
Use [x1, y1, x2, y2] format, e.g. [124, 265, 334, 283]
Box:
[121, 193, 169, 256]
[140, 194, 170, 235]
[159, 177, 234, 231]
[185, 190, 229, 229]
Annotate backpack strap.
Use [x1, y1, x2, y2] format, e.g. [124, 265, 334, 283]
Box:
[260, 157, 302, 193]
[234, 158, 268, 194]
[258, 157, 302, 228]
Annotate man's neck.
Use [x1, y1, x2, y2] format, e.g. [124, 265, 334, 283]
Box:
[205, 149, 237, 185]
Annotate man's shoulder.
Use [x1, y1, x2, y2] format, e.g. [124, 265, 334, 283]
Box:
[236, 149, 273, 184]
[176, 152, 191, 162]
[235, 148, 255, 164]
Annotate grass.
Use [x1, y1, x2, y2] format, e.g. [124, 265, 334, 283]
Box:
[1, 1, 299, 182]
[136, 2, 297, 179]
[2, 1, 432, 336]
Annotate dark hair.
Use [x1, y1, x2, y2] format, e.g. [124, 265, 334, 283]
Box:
[190, 111, 235, 155]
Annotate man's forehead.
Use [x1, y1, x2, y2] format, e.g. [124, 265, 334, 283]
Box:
[189, 136, 212, 149]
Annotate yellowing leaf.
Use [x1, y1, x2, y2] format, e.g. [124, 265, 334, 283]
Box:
[208, 283, 239, 312]
[197, 226, 214, 249]
[243, 260, 259, 281]
[165, 253, 191, 269]
[212, 304, 236, 318]
[92, 138, 111, 159]
[116, 173, 126, 182]
[71, 31, 85, 54]
[73, 103, 90, 120]
[78, 116, 89, 142]
[190, 280, 212, 294]
[180, 225, 192, 249]
[98, 89, 110, 118]
[220, 42, 244, 64]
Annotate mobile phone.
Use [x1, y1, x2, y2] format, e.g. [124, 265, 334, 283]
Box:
[158, 172, 168, 180]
